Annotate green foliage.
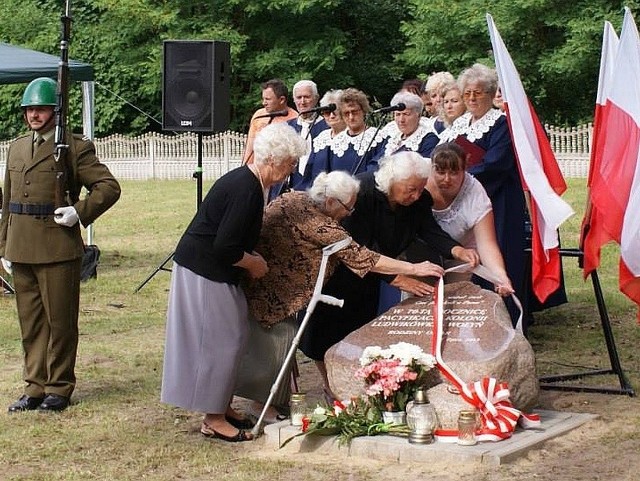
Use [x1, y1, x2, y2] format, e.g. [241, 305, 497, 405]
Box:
[400, 0, 632, 124]
[280, 397, 409, 448]
[2, 0, 639, 137]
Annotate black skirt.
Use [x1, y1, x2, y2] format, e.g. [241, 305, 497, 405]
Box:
[299, 264, 380, 361]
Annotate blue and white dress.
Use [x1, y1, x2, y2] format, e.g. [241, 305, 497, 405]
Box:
[313, 127, 387, 176]
[376, 121, 439, 160]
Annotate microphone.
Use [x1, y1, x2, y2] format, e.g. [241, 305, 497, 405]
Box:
[372, 103, 406, 114]
[254, 109, 290, 119]
[299, 103, 337, 115]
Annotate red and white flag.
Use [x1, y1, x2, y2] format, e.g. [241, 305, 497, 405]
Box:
[581, 21, 619, 274]
[583, 8, 640, 321]
[487, 14, 574, 303]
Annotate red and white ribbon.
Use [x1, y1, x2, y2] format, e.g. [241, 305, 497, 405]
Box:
[430, 275, 541, 443]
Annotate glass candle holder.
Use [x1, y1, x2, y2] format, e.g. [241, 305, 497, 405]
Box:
[406, 388, 438, 444]
[457, 409, 478, 445]
[289, 392, 307, 427]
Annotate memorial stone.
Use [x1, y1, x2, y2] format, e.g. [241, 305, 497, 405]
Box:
[325, 281, 538, 427]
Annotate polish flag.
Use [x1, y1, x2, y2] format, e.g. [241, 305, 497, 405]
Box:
[581, 21, 619, 275]
[487, 14, 575, 303]
[584, 8, 640, 320]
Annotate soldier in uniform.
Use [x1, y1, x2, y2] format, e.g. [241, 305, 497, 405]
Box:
[0, 77, 121, 413]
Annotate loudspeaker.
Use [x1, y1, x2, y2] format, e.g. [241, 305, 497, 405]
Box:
[162, 40, 230, 133]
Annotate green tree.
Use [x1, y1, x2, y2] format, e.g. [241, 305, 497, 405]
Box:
[399, 0, 638, 124]
[2, 0, 639, 138]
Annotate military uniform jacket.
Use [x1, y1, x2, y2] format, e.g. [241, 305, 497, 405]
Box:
[0, 132, 121, 264]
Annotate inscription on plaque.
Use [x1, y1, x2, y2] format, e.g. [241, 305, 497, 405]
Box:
[367, 294, 490, 347]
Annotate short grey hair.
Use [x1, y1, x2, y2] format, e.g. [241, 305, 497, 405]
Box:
[374, 151, 431, 195]
[253, 123, 308, 166]
[293, 80, 319, 98]
[308, 170, 361, 205]
[458, 63, 498, 97]
[320, 89, 343, 107]
[390, 91, 423, 114]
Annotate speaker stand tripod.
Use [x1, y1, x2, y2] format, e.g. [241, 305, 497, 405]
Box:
[134, 133, 204, 293]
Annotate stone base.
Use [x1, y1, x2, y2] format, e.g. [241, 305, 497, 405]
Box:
[259, 410, 597, 466]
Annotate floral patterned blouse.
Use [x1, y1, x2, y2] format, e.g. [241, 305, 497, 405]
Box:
[244, 191, 381, 326]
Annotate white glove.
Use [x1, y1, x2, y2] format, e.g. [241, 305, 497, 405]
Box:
[1, 257, 12, 276]
[54, 206, 80, 227]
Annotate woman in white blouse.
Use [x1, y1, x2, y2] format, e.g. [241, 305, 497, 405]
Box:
[426, 142, 514, 297]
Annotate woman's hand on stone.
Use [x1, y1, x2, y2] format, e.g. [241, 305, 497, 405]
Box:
[390, 275, 434, 296]
[413, 260, 445, 279]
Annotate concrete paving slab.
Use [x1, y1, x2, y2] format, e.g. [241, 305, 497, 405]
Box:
[259, 410, 598, 465]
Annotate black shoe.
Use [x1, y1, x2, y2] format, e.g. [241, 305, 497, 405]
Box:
[38, 394, 70, 412]
[8, 395, 45, 413]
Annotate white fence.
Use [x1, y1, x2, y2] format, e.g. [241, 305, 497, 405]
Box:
[0, 124, 592, 180]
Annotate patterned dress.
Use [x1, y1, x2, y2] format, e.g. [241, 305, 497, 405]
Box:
[235, 191, 381, 405]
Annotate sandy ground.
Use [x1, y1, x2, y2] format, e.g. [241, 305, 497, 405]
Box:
[235, 355, 639, 481]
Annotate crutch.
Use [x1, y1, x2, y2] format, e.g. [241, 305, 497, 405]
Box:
[251, 236, 352, 437]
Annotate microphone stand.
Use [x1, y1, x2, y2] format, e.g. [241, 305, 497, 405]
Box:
[351, 114, 386, 175]
[272, 112, 319, 200]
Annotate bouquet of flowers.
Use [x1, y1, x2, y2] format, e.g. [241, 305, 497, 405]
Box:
[355, 342, 437, 412]
[280, 397, 410, 448]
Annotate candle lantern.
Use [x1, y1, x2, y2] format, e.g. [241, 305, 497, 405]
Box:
[406, 387, 438, 444]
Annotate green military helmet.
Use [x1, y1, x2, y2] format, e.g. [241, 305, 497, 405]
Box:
[21, 77, 57, 108]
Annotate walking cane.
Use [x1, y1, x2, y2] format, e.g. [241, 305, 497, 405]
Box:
[251, 236, 352, 437]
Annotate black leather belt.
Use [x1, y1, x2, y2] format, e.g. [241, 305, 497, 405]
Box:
[8, 202, 56, 216]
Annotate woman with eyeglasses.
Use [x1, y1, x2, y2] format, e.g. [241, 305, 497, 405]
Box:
[234, 170, 446, 419]
[439, 63, 565, 326]
[296, 89, 347, 190]
[300, 152, 479, 401]
[309, 88, 386, 178]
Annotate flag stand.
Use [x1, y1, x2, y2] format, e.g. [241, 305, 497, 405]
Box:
[525, 247, 635, 396]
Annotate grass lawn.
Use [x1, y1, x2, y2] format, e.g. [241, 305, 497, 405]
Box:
[0, 178, 637, 480]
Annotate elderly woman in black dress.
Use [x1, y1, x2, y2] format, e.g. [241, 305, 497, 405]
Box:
[161, 123, 307, 442]
[300, 151, 480, 400]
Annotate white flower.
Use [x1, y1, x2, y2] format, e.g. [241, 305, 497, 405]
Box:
[314, 406, 327, 415]
[417, 352, 437, 369]
[359, 345, 384, 366]
[360, 342, 437, 370]
[388, 342, 424, 366]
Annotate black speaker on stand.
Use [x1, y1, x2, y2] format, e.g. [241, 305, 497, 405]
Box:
[162, 40, 230, 133]
[135, 40, 231, 293]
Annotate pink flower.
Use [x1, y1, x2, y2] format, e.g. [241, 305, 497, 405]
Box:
[355, 342, 437, 412]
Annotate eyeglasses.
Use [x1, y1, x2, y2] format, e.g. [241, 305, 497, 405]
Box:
[336, 198, 355, 214]
[341, 108, 363, 117]
[321, 110, 338, 117]
[463, 90, 488, 99]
